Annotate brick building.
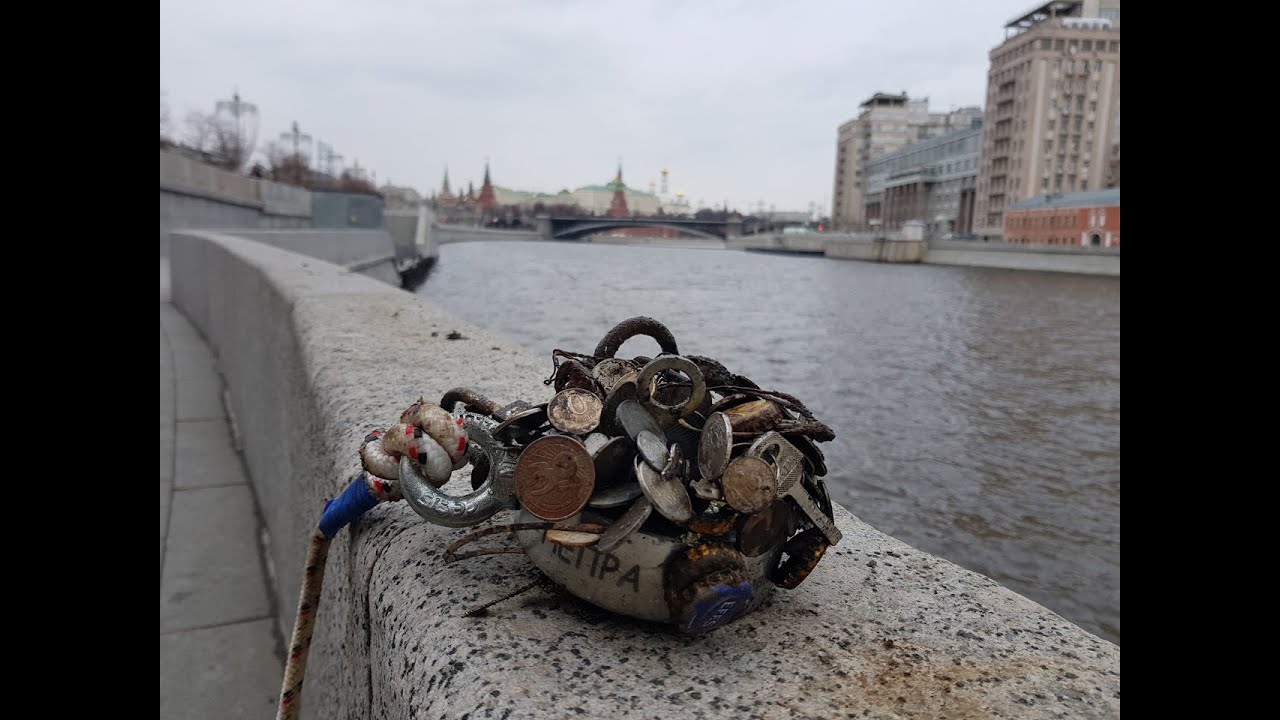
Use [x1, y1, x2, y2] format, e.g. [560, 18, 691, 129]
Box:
[1003, 188, 1119, 247]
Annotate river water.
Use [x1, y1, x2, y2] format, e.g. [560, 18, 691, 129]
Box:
[415, 240, 1120, 645]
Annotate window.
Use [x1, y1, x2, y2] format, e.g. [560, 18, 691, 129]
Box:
[1082, 40, 1093, 51]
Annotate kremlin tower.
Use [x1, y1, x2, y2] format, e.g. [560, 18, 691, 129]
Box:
[607, 163, 629, 218]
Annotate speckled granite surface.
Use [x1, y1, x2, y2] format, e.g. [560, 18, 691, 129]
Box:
[170, 231, 1119, 719]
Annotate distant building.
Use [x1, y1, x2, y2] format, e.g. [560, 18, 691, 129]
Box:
[470, 164, 665, 216]
[863, 123, 983, 240]
[973, 0, 1121, 241]
[379, 183, 422, 210]
[1003, 188, 1119, 247]
[831, 93, 984, 231]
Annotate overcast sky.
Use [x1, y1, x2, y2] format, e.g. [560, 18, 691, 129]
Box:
[160, 0, 1029, 213]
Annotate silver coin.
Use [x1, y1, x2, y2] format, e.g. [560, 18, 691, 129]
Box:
[583, 432, 610, 455]
[697, 411, 733, 482]
[636, 429, 670, 472]
[596, 496, 653, 552]
[617, 399, 663, 440]
[634, 455, 692, 524]
[587, 481, 644, 508]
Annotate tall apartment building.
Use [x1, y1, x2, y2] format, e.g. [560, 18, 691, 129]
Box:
[831, 94, 985, 231]
[972, 0, 1120, 241]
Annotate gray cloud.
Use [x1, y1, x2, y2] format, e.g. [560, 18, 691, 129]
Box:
[161, 0, 1023, 211]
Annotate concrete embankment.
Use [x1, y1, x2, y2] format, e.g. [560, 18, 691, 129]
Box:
[924, 238, 1120, 276]
[169, 229, 1119, 718]
[729, 231, 1119, 276]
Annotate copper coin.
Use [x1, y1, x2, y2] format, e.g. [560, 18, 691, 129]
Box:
[587, 481, 643, 508]
[721, 456, 777, 514]
[697, 411, 733, 481]
[737, 500, 793, 557]
[548, 388, 603, 435]
[634, 455, 692, 524]
[596, 496, 653, 552]
[514, 435, 595, 521]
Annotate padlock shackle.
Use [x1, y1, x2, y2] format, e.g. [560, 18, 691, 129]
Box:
[593, 316, 680, 359]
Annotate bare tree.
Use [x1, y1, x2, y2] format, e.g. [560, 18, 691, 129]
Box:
[184, 111, 216, 154]
[160, 90, 172, 147]
[262, 140, 313, 188]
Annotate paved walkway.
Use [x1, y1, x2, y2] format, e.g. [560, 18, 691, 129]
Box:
[161, 258, 282, 718]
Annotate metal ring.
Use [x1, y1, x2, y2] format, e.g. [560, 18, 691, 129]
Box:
[400, 413, 517, 528]
[634, 355, 706, 420]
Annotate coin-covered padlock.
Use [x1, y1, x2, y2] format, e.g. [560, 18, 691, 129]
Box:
[398, 316, 841, 634]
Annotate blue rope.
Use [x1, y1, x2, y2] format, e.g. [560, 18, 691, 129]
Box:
[318, 474, 380, 538]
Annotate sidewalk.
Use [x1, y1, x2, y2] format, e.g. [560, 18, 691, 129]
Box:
[160, 258, 282, 719]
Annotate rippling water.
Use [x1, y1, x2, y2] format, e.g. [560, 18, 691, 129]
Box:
[415, 240, 1120, 645]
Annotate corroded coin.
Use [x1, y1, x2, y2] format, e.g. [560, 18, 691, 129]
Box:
[721, 456, 777, 514]
[591, 436, 634, 487]
[737, 500, 793, 557]
[636, 429, 670, 472]
[722, 398, 783, 435]
[514, 435, 595, 521]
[592, 358, 637, 396]
[587, 480, 643, 508]
[548, 388, 604, 435]
[493, 404, 547, 435]
[697, 411, 733, 482]
[596, 496, 653, 552]
[634, 455, 692, 524]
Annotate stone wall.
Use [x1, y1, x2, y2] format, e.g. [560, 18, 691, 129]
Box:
[167, 230, 1119, 718]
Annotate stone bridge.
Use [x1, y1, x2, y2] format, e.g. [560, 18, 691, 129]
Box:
[545, 215, 744, 240]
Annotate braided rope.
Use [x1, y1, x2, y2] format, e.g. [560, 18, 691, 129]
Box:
[275, 398, 465, 719]
[277, 530, 332, 720]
